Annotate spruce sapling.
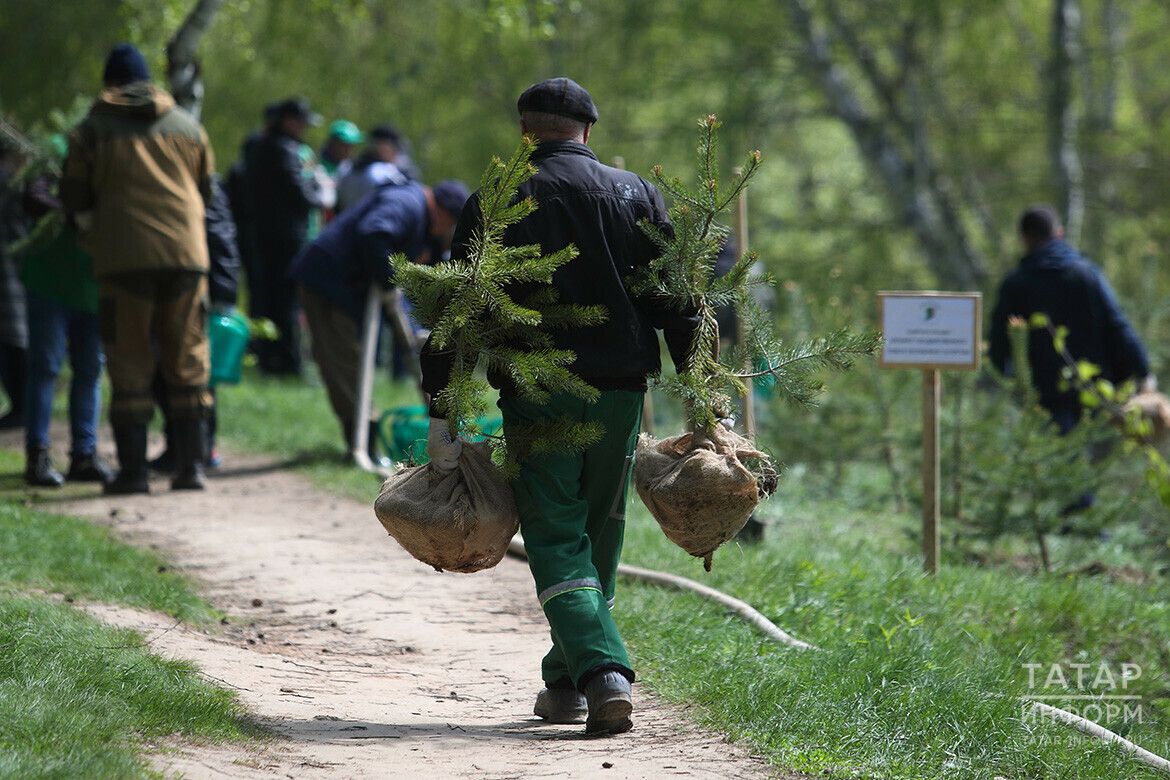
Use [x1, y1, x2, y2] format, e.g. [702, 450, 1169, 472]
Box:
[391, 137, 608, 469]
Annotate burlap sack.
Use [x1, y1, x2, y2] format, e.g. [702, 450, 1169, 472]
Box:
[1123, 391, 1170, 447]
[373, 441, 519, 573]
[635, 425, 774, 571]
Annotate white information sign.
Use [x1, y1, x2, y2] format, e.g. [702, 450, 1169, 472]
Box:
[878, 292, 982, 371]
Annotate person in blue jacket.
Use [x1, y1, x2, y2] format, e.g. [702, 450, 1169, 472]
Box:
[989, 204, 1154, 434]
[289, 178, 469, 455]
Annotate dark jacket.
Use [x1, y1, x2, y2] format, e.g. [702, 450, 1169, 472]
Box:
[60, 82, 214, 278]
[420, 139, 698, 401]
[288, 182, 429, 324]
[205, 176, 240, 306]
[989, 239, 1149, 412]
[16, 174, 99, 314]
[247, 129, 327, 263]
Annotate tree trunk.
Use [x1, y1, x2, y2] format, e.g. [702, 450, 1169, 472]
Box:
[167, 0, 226, 121]
[1049, 0, 1084, 246]
[783, 0, 987, 290]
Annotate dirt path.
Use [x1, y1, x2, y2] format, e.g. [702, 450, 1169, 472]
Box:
[35, 450, 782, 779]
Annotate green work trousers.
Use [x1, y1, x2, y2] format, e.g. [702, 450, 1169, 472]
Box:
[499, 389, 643, 691]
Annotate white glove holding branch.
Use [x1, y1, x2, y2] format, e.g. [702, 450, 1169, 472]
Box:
[426, 417, 463, 473]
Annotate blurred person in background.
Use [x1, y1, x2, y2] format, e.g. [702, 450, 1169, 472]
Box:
[61, 43, 215, 495]
[989, 204, 1154, 514]
[320, 119, 362, 182]
[335, 124, 420, 213]
[15, 134, 111, 488]
[224, 102, 276, 319]
[289, 179, 469, 460]
[0, 144, 29, 430]
[247, 97, 334, 376]
[150, 174, 240, 473]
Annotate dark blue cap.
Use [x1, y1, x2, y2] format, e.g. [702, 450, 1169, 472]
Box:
[103, 43, 150, 86]
[517, 77, 598, 124]
[432, 180, 471, 216]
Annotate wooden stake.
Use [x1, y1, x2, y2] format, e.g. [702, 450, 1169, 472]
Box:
[614, 155, 655, 434]
[922, 369, 941, 574]
[733, 166, 756, 438]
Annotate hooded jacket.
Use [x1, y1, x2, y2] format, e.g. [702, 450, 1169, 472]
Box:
[989, 239, 1149, 412]
[60, 82, 214, 278]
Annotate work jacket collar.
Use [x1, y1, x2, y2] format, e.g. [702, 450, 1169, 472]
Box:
[530, 139, 597, 164]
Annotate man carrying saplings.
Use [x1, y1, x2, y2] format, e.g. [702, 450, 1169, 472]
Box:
[420, 77, 698, 736]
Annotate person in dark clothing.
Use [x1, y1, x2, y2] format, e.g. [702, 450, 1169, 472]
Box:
[989, 204, 1153, 432]
[247, 97, 334, 376]
[224, 103, 276, 320]
[151, 175, 240, 472]
[290, 179, 469, 457]
[335, 124, 420, 213]
[0, 148, 29, 430]
[16, 145, 112, 488]
[420, 77, 699, 736]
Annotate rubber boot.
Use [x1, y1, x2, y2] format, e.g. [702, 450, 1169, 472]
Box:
[104, 423, 150, 495]
[171, 417, 206, 491]
[25, 446, 64, 488]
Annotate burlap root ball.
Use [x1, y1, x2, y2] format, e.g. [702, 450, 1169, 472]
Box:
[635, 424, 773, 571]
[374, 441, 519, 573]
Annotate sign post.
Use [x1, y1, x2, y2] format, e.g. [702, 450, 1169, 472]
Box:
[878, 292, 982, 574]
[733, 166, 755, 438]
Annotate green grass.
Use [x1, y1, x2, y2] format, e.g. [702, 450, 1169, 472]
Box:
[216, 372, 1170, 779]
[0, 594, 247, 780]
[0, 452, 249, 778]
[616, 492, 1170, 779]
[215, 365, 424, 500]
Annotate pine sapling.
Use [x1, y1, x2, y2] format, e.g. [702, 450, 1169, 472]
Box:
[631, 115, 880, 570]
[630, 115, 881, 443]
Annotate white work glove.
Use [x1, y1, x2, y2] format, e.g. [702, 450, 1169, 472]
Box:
[426, 417, 462, 473]
[313, 169, 337, 209]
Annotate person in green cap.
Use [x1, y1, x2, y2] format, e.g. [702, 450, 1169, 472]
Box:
[320, 119, 363, 184]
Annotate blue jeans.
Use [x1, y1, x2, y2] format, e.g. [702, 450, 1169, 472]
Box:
[24, 292, 104, 455]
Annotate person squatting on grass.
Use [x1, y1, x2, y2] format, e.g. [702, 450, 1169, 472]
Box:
[61, 43, 216, 495]
[420, 77, 699, 736]
[289, 178, 470, 462]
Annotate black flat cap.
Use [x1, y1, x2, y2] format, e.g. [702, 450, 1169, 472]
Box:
[517, 77, 598, 124]
[274, 97, 322, 126]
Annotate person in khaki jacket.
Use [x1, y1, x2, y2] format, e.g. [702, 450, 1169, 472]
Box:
[61, 44, 215, 495]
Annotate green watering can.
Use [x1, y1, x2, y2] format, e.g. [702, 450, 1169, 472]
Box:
[209, 310, 250, 386]
[377, 405, 503, 465]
